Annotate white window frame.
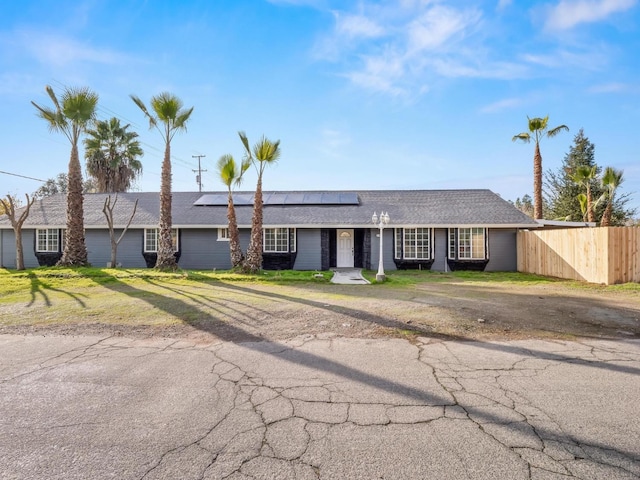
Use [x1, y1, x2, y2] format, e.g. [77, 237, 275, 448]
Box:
[448, 229, 456, 259]
[403, 228, 431, 260]
[450, 227, 486, 260]
[36, 228, 60, 253]
[394, 228, 402, 259]
[394, 228, 431, 260]
[217, 228, 230, 241]
[263, 227, 293, 253]
[144, 228, 179, 253]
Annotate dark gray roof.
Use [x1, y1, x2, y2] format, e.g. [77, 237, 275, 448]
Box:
[0, 190, 538, 229]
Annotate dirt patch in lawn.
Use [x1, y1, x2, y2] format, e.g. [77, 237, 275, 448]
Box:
[1, 277, 639, 342]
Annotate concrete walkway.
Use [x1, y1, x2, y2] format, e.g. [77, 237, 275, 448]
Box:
[1, 334, 639, 479]
[330, 268, 370, 284]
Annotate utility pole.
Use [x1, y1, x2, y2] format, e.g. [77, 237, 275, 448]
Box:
[192, 154, 207, 192]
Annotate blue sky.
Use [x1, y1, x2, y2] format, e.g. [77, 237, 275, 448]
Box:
[1, 0, 639, 215]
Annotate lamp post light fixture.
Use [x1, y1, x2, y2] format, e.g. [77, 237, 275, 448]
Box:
[372, 211, 390, 282]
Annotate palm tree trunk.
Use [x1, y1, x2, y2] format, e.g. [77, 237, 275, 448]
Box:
[586, 184, 595, 223]
[58, 143, 88, 266]
[601, 202, 612, 226]
[243, 175, 264, 273]
[227, 191, 244, 268]
[533, 142, 543, 220]
[156, 142, 177, 270]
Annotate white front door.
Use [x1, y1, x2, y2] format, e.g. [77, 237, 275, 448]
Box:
[337, 229, 354, 268]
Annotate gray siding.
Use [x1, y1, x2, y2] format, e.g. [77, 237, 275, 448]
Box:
[180, 229, 226, 269]
[113, 229, 148, 268]
[370, 228, 396, 272]
[1, 229, 39, 269]
[86, 229, 148, 268]
[432, 229, 448, 272]
[486, 228, 517, 271]
[293, 229, 321, 270]
[86, 229, 146, 268]
[178, 229, 250, 270]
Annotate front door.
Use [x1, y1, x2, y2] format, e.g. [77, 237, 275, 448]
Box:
[337, 229, 354, 268]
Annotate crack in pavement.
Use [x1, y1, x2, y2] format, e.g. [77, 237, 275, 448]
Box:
[419, 339, 640, 480]
[1, 334, 639, 479]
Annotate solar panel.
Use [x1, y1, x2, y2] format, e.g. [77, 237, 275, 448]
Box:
[194, 192, 360, 206]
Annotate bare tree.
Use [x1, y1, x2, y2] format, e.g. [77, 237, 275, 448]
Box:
[102, 194, 138, 268]
[1, 194, 36, 270]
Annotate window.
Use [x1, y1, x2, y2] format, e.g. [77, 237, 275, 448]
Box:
[36, 229, 60, 252]
[394, 228, 431, 260]
[263, 228, 295, 253]
[144, 229, 179, 253]
[404, 228, 431, 259]
[448, 229, 456, 259]
[449, 228, 486, 260]
[217, 228, 230, 241]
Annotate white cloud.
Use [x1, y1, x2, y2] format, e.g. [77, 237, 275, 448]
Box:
[428, 57, 526, 79]
[480, 97, 523, 113]
[407, 5, 479, 53]
[544, 0, 637, 31]
[497, 0, 513, 9]
[16, 30, 131, 68]
[335, 12, 385, 38]
[588, 82, 640, 93]
[315, 2, 489, 96]
[521, 48, 607, 70]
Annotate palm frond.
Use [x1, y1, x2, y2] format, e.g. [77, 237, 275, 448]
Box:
[527, 116, 548, 133]
[238, 131, 252, 159]
[174, 107, 194, 130]
[61, 86, 98, 125]
[602, 166, 623, 190]
[130, 95, 157, 130]
[254, 137, 281, 163]
[512, 133, 531, 143]
[547, 124, 569, 138]
[45, 85, 62, 111]
[152, 92, 182, 122]
[217, 154, 236, 188]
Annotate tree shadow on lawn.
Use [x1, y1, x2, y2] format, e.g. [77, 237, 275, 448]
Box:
[94, 272, 640, 379]
[27, 272, 87, 308]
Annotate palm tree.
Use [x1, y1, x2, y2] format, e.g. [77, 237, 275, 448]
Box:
[238, 132, 281, 273]
[513, 116, 569, 220]
[130, 93, 193, 270]
[85, 117, 143, 192]
[600, 167, 624, 226]
[217, 154, 251, 268]
[570, 165, 598, 222]
[32, 85, 98, 266]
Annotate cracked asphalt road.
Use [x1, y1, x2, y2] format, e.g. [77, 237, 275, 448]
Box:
[1, 334, 639, 479]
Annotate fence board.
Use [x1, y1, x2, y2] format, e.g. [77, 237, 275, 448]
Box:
[517, 227, 640, 284]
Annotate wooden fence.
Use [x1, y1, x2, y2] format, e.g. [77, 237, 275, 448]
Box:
[517, 227, 640, 284]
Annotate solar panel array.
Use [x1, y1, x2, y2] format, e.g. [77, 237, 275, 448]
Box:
[194, 192, 359, 206]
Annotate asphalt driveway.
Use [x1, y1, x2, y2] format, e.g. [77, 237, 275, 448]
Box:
[1, 334, 639, 479]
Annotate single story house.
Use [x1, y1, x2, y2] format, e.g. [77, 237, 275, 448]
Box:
[0, 189, 539, 271]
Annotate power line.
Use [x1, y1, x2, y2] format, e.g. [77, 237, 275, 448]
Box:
[0, 170, 46, 182]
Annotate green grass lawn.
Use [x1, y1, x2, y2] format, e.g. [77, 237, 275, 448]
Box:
[0, 267, 637, 332]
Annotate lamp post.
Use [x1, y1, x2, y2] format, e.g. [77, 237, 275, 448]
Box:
[372, 211, 390, 282]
